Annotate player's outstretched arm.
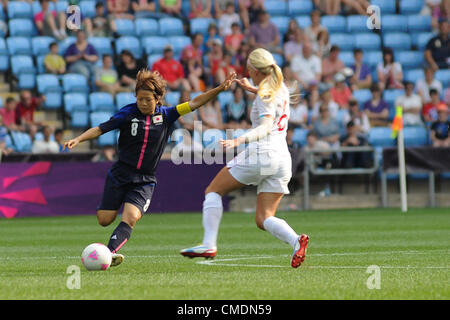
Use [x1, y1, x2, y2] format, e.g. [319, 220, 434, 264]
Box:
[187, 72, 236, 111]
[234, 77, 258, 94]
[63, 126, 102, 151]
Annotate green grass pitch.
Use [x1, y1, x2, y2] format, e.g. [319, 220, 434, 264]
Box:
[0, 208, 448, 300]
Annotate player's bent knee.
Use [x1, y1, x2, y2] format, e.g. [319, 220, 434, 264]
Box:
[255, 215, 266, 230]
[97, 210, 117, 227]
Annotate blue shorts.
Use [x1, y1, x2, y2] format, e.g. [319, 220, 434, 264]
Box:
[97, 162, 156, 215]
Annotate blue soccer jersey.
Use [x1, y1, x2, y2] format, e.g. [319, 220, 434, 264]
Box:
[98, 103, 180, 176]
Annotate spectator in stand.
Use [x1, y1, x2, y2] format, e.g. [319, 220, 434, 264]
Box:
[218, 1, 241, 37]
[54, 128, 66, 152]
[239, 0, 264, 32]
[249, 10, 281, 54]
[131, 0, 162, 19]
[64, 30, 99, 80]
[159, 0, 183, 17]
[0, 114, 13, 158]
[214, 0, 233, 18]
[86, 1, 114, 37]
[288, 95, 309, 130]
[116, 49, 146, 91]
[92, 145, 119, 162]
[198, 95, 223, 130]
[32, 125, 60, 154]
[445, 88, 450, 105]
[208, 39, 225, 85]
[330, 72, 353, 110]
[284, 27, 304, 63]
[322, 45, 345, 84]
[340, 120, 371, 169]
[189, 0, 212, 19]
[34, 0, 67, 40]
[176, 90, 200, 133]
[44, 42, 66, 75]
[349, 48, 372, 91]
[0, 97, 21, 131]
[313, 104, 341, 148]
[395, 82, 424, 127]
[423, 0, 450, 31]
[225, 22, 245, 56]
[181, 33, 204, 91]
[312, 88, 339, 121]
[283, 19, 301, 43]
[314, 29, 331, 58]
[232, 40, 250, 77]
[416, 67, 443, 104]
[342, 0, 370, 15]
[343, 98, 370, 135]
[95, 54, 127, 96]
[377, 48, 404, 90]
[291, 42, 322, 106]
[363, 83, 390, 127]
[204, 22, 223, 54]
[106, 0, 134, 20]
[304, 10, 327, 47]
[425, 19, 449, 71]
[152, 45, 191, 91]
[423, 89, 445, 122]
[224, 86, 250, 129]
[430, 103, 450, 147]
[15, 90, 44, 139]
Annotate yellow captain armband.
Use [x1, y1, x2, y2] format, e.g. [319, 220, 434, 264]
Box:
[176, 102, 192, 116]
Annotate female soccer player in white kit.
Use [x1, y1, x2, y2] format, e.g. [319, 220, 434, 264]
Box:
[181, 48, 309, 268]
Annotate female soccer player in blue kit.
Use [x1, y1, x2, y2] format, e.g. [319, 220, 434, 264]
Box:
[64, 69, 236, 267]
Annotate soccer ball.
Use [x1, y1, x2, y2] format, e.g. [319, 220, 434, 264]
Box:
[81, 243, 112, 271]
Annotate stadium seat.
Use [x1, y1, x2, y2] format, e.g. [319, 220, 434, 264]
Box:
[70, 108, 90, 128]
[347, 15, 369, 33]
[288, 0, 313, 16]
[88, 37, 113, 56]
[0, 38, 9, 72]
[64, 92, 89, 113]
[164, 91, 181, 107]
[58, 36, 76, 55]
[368, 127, 395, 147]
[159, 17, 184, 36]
[355, 33, 381, 51]
[9, 131, 32, 152]
[32, 36, 55, 56]
[90, 111, 117, 146]
[7, 1, 32, 19]
[396, 51, 424, 70]
[169, 36, 191, 55]
[62, 74, 89, 93]
[43, 91, 62, 110]
[407, 15, 432, 32]
[115, 19, 136, 36]
[292, 128, 309, 147]
[7, 37, 32, 55]
[381, 15, 408, 32]
[271, 16, 290, 35]
[10, 55, 35, 76]
[363, 51, 383, 68]
[8, 18, 35, 37]
[353, 89, 372, 107]
[338, 51, 354, 67]
[116, 92, 136, 108]
[383, 33, 411, 51]
[89, 92, 116, 112]
[272, 53, 284, 67]
[181, 1, 191, 17]
[372, 0, 396, 14]
[56, 1, 69, 12]
[115, 36, 142, 59]
[147, 54, 162, 69]
[404, 69, 425, 83]
[435, 70, 450, 88]
[321, 16, 347, 33]
[330, 33, 355, 51]
[415, 32, 435, 50]
[383, 89, 405, 109]
[36, 74, 61, 94]
[217, 91, 233, 108]
[18, 73, 36, 89]
[265, 0, 287, 16]
[135, 18, 159, 37]
[203, 129, 226, 148]
[79, 0, 96, 18]
[403, 127, 428, 146]
[295, 16, 311, 29]
[36, 54, 47, 74]
[190, 18, 215, 36]
[400, 0, 424, 15]
[143, 36, 170, 55]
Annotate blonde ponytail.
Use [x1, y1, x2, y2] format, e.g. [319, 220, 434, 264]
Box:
[248, 48, 283, 102]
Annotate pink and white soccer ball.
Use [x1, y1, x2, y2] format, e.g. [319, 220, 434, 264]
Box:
[81, 243, 112, 271]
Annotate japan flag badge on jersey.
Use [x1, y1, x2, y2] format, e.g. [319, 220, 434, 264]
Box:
[152, 114, 163, 125]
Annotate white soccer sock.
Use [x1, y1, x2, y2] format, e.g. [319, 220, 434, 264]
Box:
[263, 216, 299, 249]
[202, 192, 223, 249]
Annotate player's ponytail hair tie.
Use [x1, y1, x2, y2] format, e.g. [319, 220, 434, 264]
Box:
[135, 68, 167, 102]
[248, 48, 283, 102]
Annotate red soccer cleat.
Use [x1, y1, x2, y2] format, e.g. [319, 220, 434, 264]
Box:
[291, 234, 309, 268]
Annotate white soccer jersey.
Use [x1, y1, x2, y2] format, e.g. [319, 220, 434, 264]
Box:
[249, 82, 290, 154]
